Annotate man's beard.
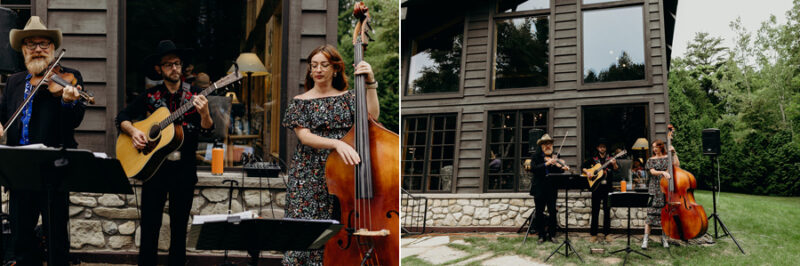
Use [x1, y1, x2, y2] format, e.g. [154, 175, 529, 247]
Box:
[164, 73, 180, 83]
[543, 148, 553, 156]
[25, 52, 53, 75]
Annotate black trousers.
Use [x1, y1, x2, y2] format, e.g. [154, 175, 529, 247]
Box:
[138, 161, 196, 266]
[590, 184, 612, 236]
[534, 191, 557, 238]
[9, 189, 69, 266]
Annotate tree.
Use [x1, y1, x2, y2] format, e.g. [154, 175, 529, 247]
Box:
[338, 0, 400, 132]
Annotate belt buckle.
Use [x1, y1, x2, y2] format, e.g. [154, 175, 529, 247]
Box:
[166, 151, 181, 161]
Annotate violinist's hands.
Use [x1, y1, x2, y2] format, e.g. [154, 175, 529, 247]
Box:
[334, 140, 361, 165]
[561, 165, 570, 171]
[545, 158, 557, 166]
[354, 61, 376, 84]
[192, 95, 210, 117]
[130, 128, 148, 150]
[61, 85, 81, 103]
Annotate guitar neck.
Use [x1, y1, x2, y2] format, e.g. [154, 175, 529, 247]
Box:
[158, 84, 216, 129]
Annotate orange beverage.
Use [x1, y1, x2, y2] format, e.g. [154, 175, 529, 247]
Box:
[212, 146, 224, 175]
[620, 180, 627, 192]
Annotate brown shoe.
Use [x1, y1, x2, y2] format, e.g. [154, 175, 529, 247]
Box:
[605, 235, 614, 243]
[590, 236, 598, 243]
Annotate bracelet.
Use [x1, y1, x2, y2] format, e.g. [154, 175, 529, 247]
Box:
[365, 79, 377, 85]
[366, 81, 378, 90]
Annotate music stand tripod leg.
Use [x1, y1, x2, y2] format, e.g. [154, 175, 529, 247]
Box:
[520, 208, 535, 246]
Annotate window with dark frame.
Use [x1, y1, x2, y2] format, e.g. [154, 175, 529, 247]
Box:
[493, 0, 550, 91]
[486, 109, 547, 192]
[582, 4, 646, 84]
[406, 22, 463, 96]
[402, 114, 458, 193]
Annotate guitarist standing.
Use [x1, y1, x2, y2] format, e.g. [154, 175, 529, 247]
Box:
[582, 140, 618, 243]
[115, 40, 213, 265]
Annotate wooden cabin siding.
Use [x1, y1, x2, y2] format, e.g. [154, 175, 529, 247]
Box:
[37, 0, 119, 155]
[281, 0, 340, 160]
[401, 0, 673, 193]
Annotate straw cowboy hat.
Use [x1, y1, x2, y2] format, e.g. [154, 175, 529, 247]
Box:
[9, 16, 62, 51]
[537, 134, 554, 145]
[143, 40, 193, 80]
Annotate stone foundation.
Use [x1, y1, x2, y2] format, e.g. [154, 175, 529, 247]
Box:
[402, 192, 649, 229]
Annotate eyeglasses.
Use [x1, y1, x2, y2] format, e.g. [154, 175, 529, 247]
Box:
[24, 41, 52, 50]
[161, 61, 182, 69]
[309, 62, 331, 70]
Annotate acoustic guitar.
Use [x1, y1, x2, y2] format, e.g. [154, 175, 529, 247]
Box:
[116, 71, 241, 181]
[582, 150, 626, 191]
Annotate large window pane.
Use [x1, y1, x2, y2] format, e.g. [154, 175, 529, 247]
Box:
[407, 23, 464, 95]
[498, 0, 549, 13]
[402, 114, 458, 192]
[583, 6, 645, 83]
[486, 110, 547, 192]
[494, 16, 549, 90]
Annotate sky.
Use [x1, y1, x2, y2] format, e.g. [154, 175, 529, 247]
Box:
[671, 0, 794, 58]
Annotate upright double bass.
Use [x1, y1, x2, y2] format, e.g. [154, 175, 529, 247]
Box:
[660, 124, 708, 240]
[324, 2, 400, 265]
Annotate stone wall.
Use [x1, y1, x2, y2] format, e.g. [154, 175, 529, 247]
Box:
[35, 172, 287, 253]
[402, 192, 648, 229]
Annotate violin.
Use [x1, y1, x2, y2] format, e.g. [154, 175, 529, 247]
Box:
[324, 2, 400, 265]
[31, 64, 95, 104]
[659, 124, 708, 240]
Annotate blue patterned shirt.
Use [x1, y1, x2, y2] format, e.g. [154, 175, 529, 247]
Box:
[19, 74, 33, 145]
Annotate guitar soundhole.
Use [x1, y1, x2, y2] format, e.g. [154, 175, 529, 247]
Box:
[149, 125, 161, 139]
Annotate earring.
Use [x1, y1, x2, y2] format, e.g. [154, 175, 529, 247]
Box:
[334, 72, 337, 77]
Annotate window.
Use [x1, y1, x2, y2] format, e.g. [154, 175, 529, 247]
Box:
[493, 1, 549, 90]
[406, 22, 463, 95]
[486, 109, 547, 192]
[0, 0, 31, 29]
[402, 114, 458, 192]
[582, 5, 645, 83]
[498, 0, 549, 13]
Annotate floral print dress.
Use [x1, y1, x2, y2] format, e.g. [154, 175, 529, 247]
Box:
[645, 156, 669, 226]
[280, 90, 355, 265]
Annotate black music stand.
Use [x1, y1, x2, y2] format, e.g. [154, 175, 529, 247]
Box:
[544, 173, 586, 263]
[608, 192, 652, 265]
[0, 146, 133, 266]
[189, 218, 343, 256]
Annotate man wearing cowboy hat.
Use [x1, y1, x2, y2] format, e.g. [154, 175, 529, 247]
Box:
[529, 134, 569, 243]
[582, 138, 619, 243]
[0, 16, 85, 265]
[116, 40, 213, 265]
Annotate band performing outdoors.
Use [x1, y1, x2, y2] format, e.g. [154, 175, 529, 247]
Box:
[5, 0, 787, 264]
[0, 2, 399, 264]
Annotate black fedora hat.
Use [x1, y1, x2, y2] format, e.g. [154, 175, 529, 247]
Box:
[143, 40, 192, 80]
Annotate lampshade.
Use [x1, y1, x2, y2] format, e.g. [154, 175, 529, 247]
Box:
[632, 138, 649, 150]
[227, 53, 268, 76]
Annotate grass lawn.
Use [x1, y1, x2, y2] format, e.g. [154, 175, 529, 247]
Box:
[402, 190, 800, 265]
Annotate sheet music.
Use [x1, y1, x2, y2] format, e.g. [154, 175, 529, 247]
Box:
[0, 143, 49, 149]
[192, 211, 256, 224]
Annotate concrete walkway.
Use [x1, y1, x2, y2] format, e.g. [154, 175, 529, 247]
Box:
[402, 234, 548, 265]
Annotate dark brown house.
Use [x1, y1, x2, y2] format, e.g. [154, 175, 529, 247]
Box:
[401, 0, 677, 228]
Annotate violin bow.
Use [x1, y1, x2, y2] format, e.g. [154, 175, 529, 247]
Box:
[555, 131, 568, 159]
